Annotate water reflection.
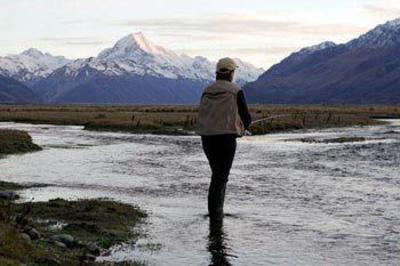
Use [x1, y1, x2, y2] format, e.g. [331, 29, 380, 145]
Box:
[2, 122, 400, 265]
[208, 219, 233, 266]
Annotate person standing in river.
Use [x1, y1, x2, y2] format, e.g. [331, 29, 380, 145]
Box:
[197, 57, 252, 223]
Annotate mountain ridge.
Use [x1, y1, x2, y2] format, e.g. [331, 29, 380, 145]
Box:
[244, 17, 400, 104]
[28, 32, 262, 104]
[0, 49, 71, 84]
[0, 74, 39, 103]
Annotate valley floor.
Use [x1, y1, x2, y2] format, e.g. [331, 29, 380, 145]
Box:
[0, 104, 398, 135]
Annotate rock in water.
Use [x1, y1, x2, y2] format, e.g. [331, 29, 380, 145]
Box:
[51, 234, 75, 248]
[25, 227, 41, 240]
[53, 241, 67, 249]
[20, 233, 31, 244]
[0, 191, 18, 200]
[87, 242, 101, 256]
[85, 253, 97, 262]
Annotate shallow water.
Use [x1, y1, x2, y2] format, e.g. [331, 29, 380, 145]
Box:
[0, 121, 399, 266]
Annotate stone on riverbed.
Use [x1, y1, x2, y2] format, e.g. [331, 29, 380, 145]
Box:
[20, 233, 31, 244]
[85, 253, 97, 262]
[51, 234, 75, 247]
[53, 241, 67, 249]
[87, 242, 101, 255]
[0, 191, 19, 200]
[25, 227, 41, 240]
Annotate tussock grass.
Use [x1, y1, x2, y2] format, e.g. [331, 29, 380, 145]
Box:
[0, 192, 146, 265]
[0, 181, 25, 191]
[17, 198, 147, 249]
[0, 129, 41, 155]
[1, 104, 398, 135]
[0, 128, 146, 265]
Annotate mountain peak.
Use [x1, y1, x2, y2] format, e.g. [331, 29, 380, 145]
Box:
[347, 17, 400, 49]
[21, 48, 45, 58]
[98, 32, 176, 61]
[300, 41, 336, 54]
[128, 32, 170, 56]
[383, 17, 400, 28]
[0, 48, 71, 83]
[131, 31, 146, 43]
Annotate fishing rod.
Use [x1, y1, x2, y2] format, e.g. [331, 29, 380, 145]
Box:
[243, 114, 293, 136]
[251, 114, 292, 125]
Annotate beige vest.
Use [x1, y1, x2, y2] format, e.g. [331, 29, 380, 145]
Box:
[196, 80, 244, 136]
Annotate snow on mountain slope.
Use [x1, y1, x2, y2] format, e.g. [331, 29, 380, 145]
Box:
[0, 33, 262, 92]
[32, 32, 263, 103]
[299, 41, 337, 54]
[244, 17, 400, 104]
[0, 48, 71, 83]
[98, 32, 180, 62]
[233, 58, 264, 86]
[67, 32, 262, 84]
[347, 18, 400, 49]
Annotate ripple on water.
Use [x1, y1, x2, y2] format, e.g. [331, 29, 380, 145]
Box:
[0, 121, 400, 265]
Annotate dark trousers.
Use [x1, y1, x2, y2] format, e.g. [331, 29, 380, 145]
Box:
[201, 135, 237, 221]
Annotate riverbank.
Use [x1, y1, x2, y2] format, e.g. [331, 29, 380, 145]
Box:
[1, 105, 398, 135]
[1, 119, 399, 265]
[0, 129, 42, 155]
[0, 182, 146, 265]
[0, 131, 147, 265]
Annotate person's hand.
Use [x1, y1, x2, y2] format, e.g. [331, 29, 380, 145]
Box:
[243, 130, 252, 136]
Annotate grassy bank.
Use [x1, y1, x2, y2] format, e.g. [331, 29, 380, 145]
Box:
[0, 105, 399, 135]
[0, 130, 147, 265]
[0, 129, 42, 155]
[0, 181, 146, 265]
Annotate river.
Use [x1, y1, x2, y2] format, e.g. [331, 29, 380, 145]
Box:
[0, 121, 399, 266]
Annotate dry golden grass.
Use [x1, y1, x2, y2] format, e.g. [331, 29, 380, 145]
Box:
[0, 104, 399, 135]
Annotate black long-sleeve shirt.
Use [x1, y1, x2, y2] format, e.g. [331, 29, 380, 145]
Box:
[237, 90, 252, 129]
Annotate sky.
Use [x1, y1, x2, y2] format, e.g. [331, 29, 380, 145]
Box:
[0, 0, 400, 68]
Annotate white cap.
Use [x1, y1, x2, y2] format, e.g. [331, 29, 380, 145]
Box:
[216, 57, 238, 73]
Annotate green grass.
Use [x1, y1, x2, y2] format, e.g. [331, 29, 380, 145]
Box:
[0, 181, 25, 191]
[0, 196, 147, 265]
[289, 136, 384, 144]
[85, 122, 194, 135]
[1, 180, 146, 265]
[0, 129, 41, 155]
[0, 129, 146, 265]
[18, 198, 147, 249]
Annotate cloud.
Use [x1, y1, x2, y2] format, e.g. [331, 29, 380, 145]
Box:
[49, 11, 377, 67]
[176, 46, 300, 56]
[38, 37, 109, 46]
[364, 5, 400, 17]
[65, 41, 108, 46]
[60, 19, 103, 25]
[111, 13, 367, 37]
[109, 13, 373, 67]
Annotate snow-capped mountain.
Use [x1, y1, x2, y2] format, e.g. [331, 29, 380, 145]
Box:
[299, 41, 337, 54]
[264, 41, 339, 77]
[90, 32, 215, 81]
[0, 32, 262, 103]
[64, 32, 262, 84]
[244, 17, 400, 104]
[0, 49, 71, 84]
[347, 18, 400, 49]
[32, 32, 262, 103]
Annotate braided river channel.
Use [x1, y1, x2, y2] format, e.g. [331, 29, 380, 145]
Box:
[0, 120, 399, 265]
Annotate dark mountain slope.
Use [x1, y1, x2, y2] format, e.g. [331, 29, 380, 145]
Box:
[244, 18, 400, 104]
[0, 75, 39, 103]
